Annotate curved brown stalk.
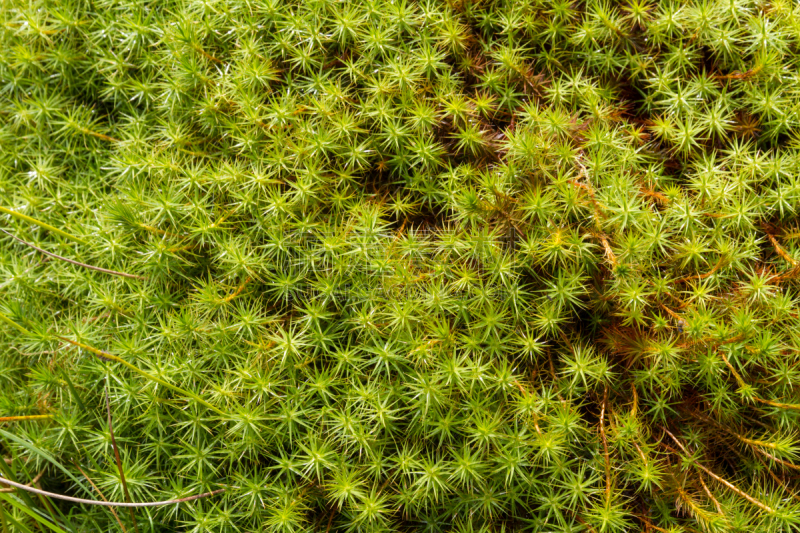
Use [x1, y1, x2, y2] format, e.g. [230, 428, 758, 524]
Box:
[220, 277, 251, 303]
[765, 232, 798, 267]
[674, 256, 725, 284]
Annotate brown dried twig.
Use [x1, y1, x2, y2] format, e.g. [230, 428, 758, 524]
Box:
[0, 470, 44, 494]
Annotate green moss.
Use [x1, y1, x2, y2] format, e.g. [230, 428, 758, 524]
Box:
[2, 0, 800, 531]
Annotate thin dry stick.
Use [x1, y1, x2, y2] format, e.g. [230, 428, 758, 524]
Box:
[0, 477, 225, 507]
[106, 379, 139, 533]
[659, 303, 683, 322]
[632, 440, 648, 467]
[0, 470, 43, 494]
[765, 232, 800, 283]
[75, 126, 120, 143]
[753, 396, 800, 411]
[325, 508, 336, 533]
[697, 474, 725, 516]
[674, 483, 716, 528]
[662, 427, 775, 513]
[639, 516, 674, 533]
[766, 232, 798, 267]
[0, 229, 144, 280]
[751, 454, 800, 503]
[755, 448, 800, 472]
[571, 509, 600, 533]
[193, 44, 223, 64]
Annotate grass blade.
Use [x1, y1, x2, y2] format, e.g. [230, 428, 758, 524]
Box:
[0, 493, 70, 533]
[0, 428, 92, 499]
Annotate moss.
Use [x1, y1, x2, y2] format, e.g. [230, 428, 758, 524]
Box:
[2, 0, 800, 531]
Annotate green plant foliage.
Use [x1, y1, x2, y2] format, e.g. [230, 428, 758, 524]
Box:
[3, 0, 800, 531]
